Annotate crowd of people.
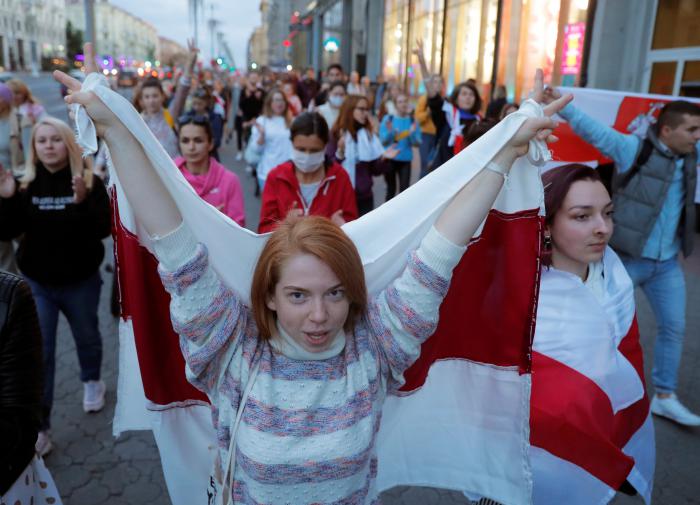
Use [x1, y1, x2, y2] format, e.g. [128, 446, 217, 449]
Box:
[0, 36, 698, 505]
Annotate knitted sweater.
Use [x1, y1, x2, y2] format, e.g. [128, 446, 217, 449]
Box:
[153, 223, 465, 504]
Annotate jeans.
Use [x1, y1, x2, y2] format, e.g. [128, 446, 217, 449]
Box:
[418, 132, 436, 179]
[620, 255, 686, 394]
[384, 160, 411, 201]
[26, 271, 103, 429]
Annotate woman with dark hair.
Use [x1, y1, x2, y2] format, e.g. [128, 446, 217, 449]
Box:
[56, 48, 568, 503]
[175, 114, 245, 226]
[328, 95, 397, 215]
[0, 271, 62, 503]
[530, 164, 654, 504]
[259, 111, 357, 233]
[431, 81, 483, 170]
[133, 40, 198, 158]
[188, 87, 224, 160]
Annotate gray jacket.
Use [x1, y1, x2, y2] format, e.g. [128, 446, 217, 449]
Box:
[611, 129, 697, 258]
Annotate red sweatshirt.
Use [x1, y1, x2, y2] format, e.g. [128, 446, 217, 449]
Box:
[259, 160, 358, 233]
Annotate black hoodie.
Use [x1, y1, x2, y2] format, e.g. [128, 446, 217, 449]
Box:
[0, 163, 111, 285]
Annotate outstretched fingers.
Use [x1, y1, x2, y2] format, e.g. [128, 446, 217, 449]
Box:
[543, 93, 573, 117]
[53, 70, 82, 92]
[529, 68, 544, 102]
[84, 42, 99, 74]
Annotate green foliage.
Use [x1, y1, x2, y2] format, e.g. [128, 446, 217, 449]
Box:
[66, 21, 84, 61]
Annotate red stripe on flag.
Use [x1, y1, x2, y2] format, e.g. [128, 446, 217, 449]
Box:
[531, 317, 649, 489]
[401, 208, 541, 392]
[550, 122, 611, 164]
[112, 192, 209, 405]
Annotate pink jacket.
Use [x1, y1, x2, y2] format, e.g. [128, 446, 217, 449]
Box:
[176, 156, 246, 226]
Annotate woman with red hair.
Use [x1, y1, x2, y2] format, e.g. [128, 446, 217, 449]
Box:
[55, 48, 568, 504]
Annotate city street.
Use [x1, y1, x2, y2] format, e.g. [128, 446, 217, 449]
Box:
[26, 73, 700, 504]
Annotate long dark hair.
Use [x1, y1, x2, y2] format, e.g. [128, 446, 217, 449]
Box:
[449, 82, 482, 115]
[541, 164, 606, 266]
[331, 95, 372, 141]
[290, 112, 329, 144]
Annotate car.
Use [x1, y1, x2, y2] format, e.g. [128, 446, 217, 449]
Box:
[117, 70, 137, 87]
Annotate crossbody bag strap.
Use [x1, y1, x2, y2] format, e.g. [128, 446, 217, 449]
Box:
[220, 358, 261, 505]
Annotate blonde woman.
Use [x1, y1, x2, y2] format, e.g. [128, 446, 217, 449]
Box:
[7, 78, 46, 161]
[247, 88, 293, 192]
[0, 116, 111, 456]
[0, 82, 22, 274]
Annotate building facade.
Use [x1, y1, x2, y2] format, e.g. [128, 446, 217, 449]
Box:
[587, 0, 699, 97]
[381, 0, 592, 102]
[253, 0, 699, 102]
[65, 0, 159, 65]
[158, 36, 187, 68]
[0, 0, 66, 72]
[247, 0, 270, 69]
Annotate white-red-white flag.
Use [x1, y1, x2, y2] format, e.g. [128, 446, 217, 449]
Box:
[71, 74, 657, 505]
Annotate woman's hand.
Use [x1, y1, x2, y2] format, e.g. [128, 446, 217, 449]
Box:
[72, 175, 87, 204]
[0, 166, 16, 199]
[254, 122, 265, 145]
[383, 145, 400, 160]
[506, 69, 572, 157]
[186, 39, 199, 78]
[337, 129, 346, 153]
[330, 209, 345, 226]
[53, 43, 122, 138]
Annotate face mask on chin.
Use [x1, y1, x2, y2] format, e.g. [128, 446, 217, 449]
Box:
[292, 149, 325, 173]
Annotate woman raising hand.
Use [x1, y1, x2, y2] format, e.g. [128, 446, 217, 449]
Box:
[55, 49, 570, 504]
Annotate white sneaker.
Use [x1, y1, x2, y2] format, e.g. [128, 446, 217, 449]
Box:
[235, 152, 243, 161]
[83, 380, 106, 413]
[245, 164, 253, 174]
[651, 393, 700, 426]
[35, 431, 52, 457]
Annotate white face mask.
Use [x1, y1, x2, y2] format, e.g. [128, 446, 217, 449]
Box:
[329, 95, 344, 108]
[292, 149, 325, 173]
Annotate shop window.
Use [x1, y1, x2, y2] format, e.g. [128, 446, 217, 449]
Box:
[407, 0, 445, 94]
[680, 60, 700, 97]
[649, 61, 677, 96]
[652, 0, 700, 50]
[442, 0, 498, 96]
[382, 0, 410, 81]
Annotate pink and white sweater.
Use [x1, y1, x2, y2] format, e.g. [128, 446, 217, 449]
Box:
[153, 224, 465, 504]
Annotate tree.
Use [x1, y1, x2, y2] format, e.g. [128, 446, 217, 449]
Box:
[66, 21, 84, 62]
[146, 44, 156, 63]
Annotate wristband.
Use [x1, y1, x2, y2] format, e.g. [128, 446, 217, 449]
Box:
[485, 160, 510, 177]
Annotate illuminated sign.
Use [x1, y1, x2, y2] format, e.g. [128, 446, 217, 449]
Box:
[323, 37, 340, 53]
[561, 22, 586, 75]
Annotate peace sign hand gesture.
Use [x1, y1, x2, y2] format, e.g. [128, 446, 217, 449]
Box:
[506, 69, 572, 157]
[53, 43, 121, 138]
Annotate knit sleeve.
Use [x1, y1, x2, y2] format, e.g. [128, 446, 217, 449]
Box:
[152, 223, 252, 397]
[367, 226, 466, 388]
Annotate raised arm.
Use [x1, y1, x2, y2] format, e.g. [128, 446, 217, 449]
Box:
[412, 39, 431, 86]
[434, 70, 572, 246]
[54, 43, 181, 237]
[168, 39, 198, 121]
[542, 86, 638, 171]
